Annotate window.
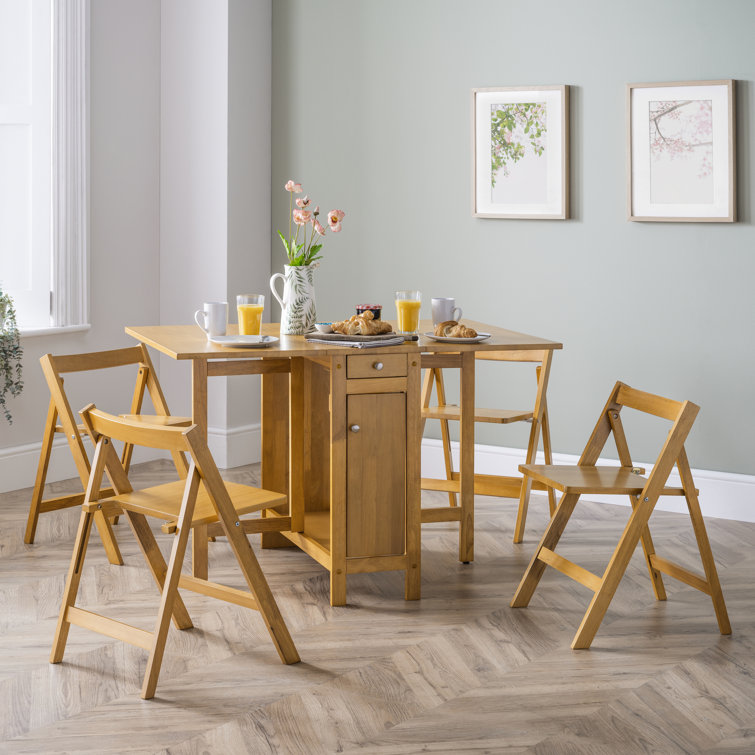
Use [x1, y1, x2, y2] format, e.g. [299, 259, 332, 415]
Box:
[0, 0, 88, 332]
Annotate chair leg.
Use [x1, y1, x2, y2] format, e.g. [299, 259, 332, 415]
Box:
[541, 403, 557, 517]
[192, 524, 209, 580]
[141, 507, 195, 699]
[93, 508, 124, 566]
[26, 400, 58, 544]
[224, 518, 300, 665]
[629, 495, 668, 601]
[678, 450, 731, 635]
[50, 508, 95, 663]
[513, 415, 544, 544]
[571, 497, 657, 649]
[511, 491, 581, 608]
[125, 510, 193, 630]
[434, 369, 458, 508]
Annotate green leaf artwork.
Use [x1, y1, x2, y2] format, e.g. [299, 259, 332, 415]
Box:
[490, 102, 547, 188]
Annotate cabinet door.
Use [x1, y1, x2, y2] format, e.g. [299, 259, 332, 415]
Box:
[346, 392, 406, 558]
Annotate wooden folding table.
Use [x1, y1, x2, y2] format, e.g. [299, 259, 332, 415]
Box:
[126, 321, 561, 604]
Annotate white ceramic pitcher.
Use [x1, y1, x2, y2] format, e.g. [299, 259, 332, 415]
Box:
[269, 264, 317, 335]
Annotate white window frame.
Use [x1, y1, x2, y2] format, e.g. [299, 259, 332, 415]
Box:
[51, 0, 89, 331]
[1, 0, 89, 335]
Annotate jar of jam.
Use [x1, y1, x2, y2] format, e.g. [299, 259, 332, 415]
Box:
[355, 304, 382, 320]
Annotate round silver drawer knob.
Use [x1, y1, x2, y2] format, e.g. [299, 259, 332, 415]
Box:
[349, 424, 360, 433]
[373, 361, 384, 371]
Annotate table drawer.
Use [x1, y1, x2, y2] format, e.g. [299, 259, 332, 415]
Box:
[347, 353, 407, 379]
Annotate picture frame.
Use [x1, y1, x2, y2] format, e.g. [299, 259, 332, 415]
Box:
[472, 85, 569, 219]
[628, 80, 735, 222]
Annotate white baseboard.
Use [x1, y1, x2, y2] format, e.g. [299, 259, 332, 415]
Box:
[207, 422, 261, 470]
[0, 436, 166, 495]
[0, 422, 262, 495]
[421, 438, 755, 523]
[4, 432, 750, 522]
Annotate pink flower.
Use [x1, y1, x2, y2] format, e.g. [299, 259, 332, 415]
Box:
[295, 195, 311, 208]
[327, 209, 345, 232]
[313, 219, 326, 236]
[313, 205, 320, 216]
[292, 209, 312, 225]
[285, 180, 303, 193]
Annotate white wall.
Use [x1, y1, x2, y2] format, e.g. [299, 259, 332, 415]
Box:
[1, 0, 274, 491]
[159, 0, 230, 436]
[160, 0, 272, 467]
[0, 0, 162, 491]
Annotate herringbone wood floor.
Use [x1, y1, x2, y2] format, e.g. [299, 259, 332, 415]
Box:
[1, 459, 753, 754]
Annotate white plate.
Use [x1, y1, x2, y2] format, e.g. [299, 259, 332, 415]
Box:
[209, 335, 278, 348]
[423, 332, 491, 344]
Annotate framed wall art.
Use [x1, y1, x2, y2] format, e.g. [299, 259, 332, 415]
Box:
[628, 80, 735, 222]
[473, 85, 569, 219]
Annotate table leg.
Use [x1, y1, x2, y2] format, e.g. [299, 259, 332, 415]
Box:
[459, 351, 475, 563]
[329, 355, 347, 605]
[261, 369, 295, 549]
[405, 356, 421, 599]
[191, 360, 209, 579]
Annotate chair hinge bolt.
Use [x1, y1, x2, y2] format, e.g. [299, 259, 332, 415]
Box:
[644, 497, 649, 502]
[235, 521, 240, 527]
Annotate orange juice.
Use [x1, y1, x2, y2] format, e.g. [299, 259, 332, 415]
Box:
[237, 304, 264, 335]
[395, 299, 421, 333]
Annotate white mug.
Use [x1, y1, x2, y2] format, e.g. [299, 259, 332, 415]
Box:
[431, 297, 462, 325]
[194, 301, 227, 338]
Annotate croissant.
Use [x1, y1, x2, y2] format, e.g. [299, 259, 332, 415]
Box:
[433, 320, 477, 338]
[448, 324, 477, 338]
[332, 311, 393, 336]
[434, 320, 457, 336]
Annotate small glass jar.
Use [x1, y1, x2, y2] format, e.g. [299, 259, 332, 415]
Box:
[355, 304, 382, 320]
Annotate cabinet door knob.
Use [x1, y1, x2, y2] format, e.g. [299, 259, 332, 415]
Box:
[349, 424, 360, 433]
[373, 361, 384, 371]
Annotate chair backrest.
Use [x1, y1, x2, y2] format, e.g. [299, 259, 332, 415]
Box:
[39, 345, 185, 482]
[581, 381, 699, 501]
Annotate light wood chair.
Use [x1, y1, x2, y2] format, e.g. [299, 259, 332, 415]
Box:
[50, 406, 300, 699]
[511, 381, 731, 649]
[25, 345, 190, 562]
[421, 349, 557, 543]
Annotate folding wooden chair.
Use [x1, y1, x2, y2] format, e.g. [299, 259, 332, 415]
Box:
[421, 348, 557, 543]
[51, 406, 300, 699]
[25, 345, 190, 563]
[511, 381, 731, 649]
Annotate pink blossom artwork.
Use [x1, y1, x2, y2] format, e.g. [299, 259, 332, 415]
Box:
[629, 80, 734, 221]
[648, 99, 714, 204]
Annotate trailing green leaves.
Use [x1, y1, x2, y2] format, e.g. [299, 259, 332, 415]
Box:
[0, 285, 23, 423]
[490, 102, 547, 188]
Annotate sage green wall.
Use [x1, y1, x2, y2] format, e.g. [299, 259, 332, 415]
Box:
[272, 0, 755, 475]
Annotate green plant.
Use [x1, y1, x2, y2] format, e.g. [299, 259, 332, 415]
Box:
[0, 285, 23, 423]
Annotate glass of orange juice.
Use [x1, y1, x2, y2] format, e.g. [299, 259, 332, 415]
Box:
[395, 290, 421, 335]
[236, 294, 265, 335]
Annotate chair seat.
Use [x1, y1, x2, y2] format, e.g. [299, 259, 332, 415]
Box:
[422, 405, 533, 424]
[105, 480, 286, 527]
[519, 464, 689, 496]
[120, 414, 192, 427]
